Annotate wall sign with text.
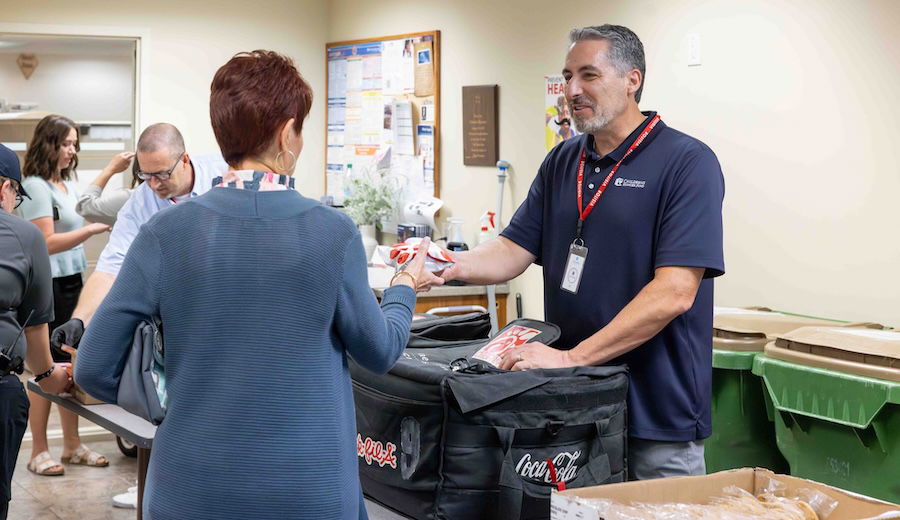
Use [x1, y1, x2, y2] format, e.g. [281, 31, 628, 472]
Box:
[462, 85, 498, 166]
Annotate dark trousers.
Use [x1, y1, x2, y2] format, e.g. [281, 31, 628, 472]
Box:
[50, 273, 83, 363]
[1, 374, 30, 520]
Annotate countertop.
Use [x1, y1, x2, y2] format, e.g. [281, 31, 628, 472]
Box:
[372, 282, 509, 298]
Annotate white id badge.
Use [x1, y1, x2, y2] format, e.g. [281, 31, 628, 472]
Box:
[561, 243, 588, 294]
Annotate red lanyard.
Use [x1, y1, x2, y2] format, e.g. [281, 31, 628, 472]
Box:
[575, 114, 661, 239]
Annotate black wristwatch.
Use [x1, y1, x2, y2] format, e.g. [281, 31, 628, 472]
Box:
[34, 365, 55, 382]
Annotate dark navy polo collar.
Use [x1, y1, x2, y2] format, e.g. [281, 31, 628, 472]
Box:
[584, 111, 664, 164]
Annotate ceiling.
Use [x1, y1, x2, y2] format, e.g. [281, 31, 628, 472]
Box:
[0, 34, 135, 57]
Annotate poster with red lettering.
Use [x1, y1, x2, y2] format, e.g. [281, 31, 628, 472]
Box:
[472, 325, 542, 367]
[545, 74, 579, 152]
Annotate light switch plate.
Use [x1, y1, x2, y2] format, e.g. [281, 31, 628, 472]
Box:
[688, 33, 702, 66]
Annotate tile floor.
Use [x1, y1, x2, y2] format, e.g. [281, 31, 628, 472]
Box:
[9, 438, 136, 520]
[9, 437, 404, 520]
[9, 382, 404, 519]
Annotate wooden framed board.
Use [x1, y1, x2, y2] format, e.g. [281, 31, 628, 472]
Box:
[325, 30, 440, 202]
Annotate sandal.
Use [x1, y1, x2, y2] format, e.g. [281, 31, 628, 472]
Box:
[61, 444, 109, 467]
[27, 451, 65, 476]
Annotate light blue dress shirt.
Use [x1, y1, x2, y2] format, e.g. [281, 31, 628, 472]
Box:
[95, 154, 228, 276]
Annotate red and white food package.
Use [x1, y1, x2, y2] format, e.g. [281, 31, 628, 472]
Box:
[378, 238, 454, 273]
[472, 325, 542, 367]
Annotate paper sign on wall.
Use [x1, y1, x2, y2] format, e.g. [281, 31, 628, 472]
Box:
[544, 74, 579, 152]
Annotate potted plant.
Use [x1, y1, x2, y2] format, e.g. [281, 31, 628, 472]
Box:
[343, 165, 401, 259]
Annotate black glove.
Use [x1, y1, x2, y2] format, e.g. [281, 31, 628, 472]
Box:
[50, 318, 84, 358]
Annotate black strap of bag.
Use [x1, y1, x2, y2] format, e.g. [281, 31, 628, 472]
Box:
[494, 420, 613, 519]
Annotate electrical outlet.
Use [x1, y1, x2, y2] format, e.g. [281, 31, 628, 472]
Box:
[688, 33, 701, 66]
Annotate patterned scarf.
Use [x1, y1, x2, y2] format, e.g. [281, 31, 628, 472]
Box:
[212, 170, 296, 191]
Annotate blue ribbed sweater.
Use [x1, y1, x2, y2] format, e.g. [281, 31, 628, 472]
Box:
[76, 187, 415, 520]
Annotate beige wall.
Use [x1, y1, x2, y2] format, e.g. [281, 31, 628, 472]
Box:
[330, 0, 900, 326]
[2, 0, 328, 195]
[5, 0, 899, 326]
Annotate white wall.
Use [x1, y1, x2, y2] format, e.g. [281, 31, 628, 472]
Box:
[329, 0, 900, 326]
[0, 53, 133, 121]
[2, 0, 328, 195]
[6, 0, 899, 326]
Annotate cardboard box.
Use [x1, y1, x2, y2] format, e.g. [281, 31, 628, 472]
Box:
[71, 384, 104, 405]
[66, 350, 105, 405]
[550, 468, 900, 520]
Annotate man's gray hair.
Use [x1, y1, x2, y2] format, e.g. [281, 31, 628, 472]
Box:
[569, 25, 646, 103]
[137, 123, 185, 160]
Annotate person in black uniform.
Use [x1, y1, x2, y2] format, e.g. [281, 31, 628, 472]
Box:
[0, 144, 71, 519]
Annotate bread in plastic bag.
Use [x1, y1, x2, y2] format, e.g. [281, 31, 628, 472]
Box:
[577, 482, 828, 520]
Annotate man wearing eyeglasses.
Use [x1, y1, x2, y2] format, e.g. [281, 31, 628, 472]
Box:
[1, 144, 72, 519]
[49, 123, 227, 369]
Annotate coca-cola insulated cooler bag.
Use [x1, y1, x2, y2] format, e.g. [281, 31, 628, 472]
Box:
[407, 311, 493, 349]
[350, 318, 628, 520]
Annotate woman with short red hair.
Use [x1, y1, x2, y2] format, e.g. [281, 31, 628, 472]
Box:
[75, 50, 430, 519]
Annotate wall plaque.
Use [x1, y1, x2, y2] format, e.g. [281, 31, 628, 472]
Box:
[462, 85, 498, 166]
[17, 53, 38, 80]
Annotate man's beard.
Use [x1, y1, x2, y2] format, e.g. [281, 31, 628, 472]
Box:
[571, 100, 610, 134]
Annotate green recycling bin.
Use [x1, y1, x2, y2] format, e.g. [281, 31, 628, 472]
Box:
[705, 308, 878, 474]
[707, 348, 787, 473]
[753, 327, 900, 503]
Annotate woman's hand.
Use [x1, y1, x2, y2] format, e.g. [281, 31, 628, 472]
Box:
[104, 152, 136, 175]
[86, 222, 112, 235]
[92, 152, 136, 190]
[391, 237, 431, 291]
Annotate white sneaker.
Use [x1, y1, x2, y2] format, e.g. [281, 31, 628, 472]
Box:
[112, 487, 138, 509]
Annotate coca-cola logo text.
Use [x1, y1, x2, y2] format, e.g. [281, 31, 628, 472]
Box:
[515, 450, 581, 483]
[357, 434, 398, 469]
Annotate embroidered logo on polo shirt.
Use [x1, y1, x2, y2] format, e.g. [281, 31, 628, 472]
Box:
[614, 178, 646, 189]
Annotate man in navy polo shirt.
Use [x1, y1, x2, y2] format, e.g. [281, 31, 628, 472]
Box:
[438, 24, 724, 479]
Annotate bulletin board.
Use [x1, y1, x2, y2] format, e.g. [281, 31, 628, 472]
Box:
[325, 30, 441, 201]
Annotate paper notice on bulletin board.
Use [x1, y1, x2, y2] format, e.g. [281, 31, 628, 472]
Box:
[382, 39, 416, 95]
[414, 41, 435, 96]
[417, 124, 434, 191]
[392, 100, 415, 155]
[361, 90, 384, 146]
[545, 74, 579, 152]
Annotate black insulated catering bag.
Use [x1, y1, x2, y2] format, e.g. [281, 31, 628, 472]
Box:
[407, 311, 492, 348]
[349, 318, 628, 520]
